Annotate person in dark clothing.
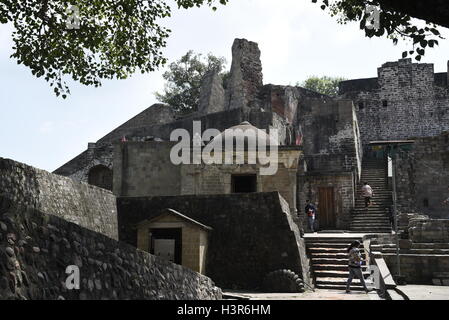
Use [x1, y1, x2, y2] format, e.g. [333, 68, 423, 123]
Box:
[305, 200, 317, 233]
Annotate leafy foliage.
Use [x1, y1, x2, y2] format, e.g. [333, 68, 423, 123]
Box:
[300, 76, 347, 97]
[312, 0, 444, 62]
[155, 50, 227, 114]
[0, 0, 228, 98]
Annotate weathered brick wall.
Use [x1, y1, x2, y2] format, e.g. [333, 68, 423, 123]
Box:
[395, 132, 449, 218]
[0, 158, 118, 240]
[340, 59, 449, 145]
[117, 192, 312, 290]
[0, 196, 221, 300]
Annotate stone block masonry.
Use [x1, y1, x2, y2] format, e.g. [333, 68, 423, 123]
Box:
[339, 58, 449, 145]
[117, 192, 312, 290]
[0, 196, 221, 300]
[394, 132, 449, 219]
[0, 158, 118, 240]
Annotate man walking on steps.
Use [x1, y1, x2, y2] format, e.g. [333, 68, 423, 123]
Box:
[362, 182, 374, 208]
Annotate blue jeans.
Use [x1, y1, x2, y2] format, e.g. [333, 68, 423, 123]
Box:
[308, 216, 315, 232]
[346, 267, 368, 291]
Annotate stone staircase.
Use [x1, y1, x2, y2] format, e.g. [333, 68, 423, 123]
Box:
[305, 235, 370, 291]
[350, 158, 393, 233]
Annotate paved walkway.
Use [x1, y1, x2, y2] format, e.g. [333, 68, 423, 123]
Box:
[303, 232, 367, 238]
[224, 289, 382, 300]
[396, 285, 449, 300]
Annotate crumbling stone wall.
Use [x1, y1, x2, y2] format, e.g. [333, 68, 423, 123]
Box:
[117, 192, 312, 290]
[0, 196, 221, 300]
[409, 218, 449, 243]
[54, 143, 114, 185]
[340, 58, 449, 145]
[395, 132, 449, 218]
[199, 70, 225, 115]
[298, 99, 361, 176]
[225, 39, 263, 110]
[0, 158, 118, 240]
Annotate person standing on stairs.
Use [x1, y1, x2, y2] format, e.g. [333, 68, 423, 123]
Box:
[361, 182, 374, 208]
[305, 200, 317, 233]
[346, 240, 371, 293]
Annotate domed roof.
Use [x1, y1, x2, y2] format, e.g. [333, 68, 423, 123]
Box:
[207, 121, 278, 150]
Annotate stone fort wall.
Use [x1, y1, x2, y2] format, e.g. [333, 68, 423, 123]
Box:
[0, 196, 221, 300]
[394, 132, 449, 219]
[117, 192, 312, 290]
[0, 158, 118, 240]
[339, 59, 449, 145]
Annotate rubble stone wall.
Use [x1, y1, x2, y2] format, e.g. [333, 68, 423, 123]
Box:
[0, 196, 221, 300]
[0, 158, 118, 240]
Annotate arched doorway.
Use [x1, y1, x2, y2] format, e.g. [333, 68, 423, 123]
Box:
[88, 165, 113, 191]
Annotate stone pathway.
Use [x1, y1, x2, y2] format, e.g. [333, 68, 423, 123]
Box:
[224, 289, 382, 300]
[396, 285, 449, 300]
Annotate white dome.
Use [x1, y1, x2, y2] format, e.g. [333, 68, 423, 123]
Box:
[207, 121, 278, 150]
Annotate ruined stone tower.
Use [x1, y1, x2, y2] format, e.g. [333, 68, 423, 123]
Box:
[225, 38, 263, 110]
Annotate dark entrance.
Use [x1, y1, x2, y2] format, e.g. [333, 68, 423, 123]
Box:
[232, 174, 257, 193]
[88, 165, 113, 191]
[318, 187, 336, 229]
[149, 228, 182, 264]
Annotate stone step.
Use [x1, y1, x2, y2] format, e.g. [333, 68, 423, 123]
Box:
[307, 243, 349, 249]
[350, 228, 392, 233]
[310, 252, 366, 259]
[305, 237, 364, 243]
[316, 277, 368, 288]
[351, 221, 391, 226]
[354, 204, 391, 208]
[353, 211, 391, 215]
[309, 247, 348, 254]
[350, 222, 391, 226]
[314, 270, 371, 278]
[313, 264, 369, 272]
[412, 243, 449, 249]
[376, 247, 449, 255]
[354, 208, 391, 211]
[311, 257, 366, 266]
[315, 284, 367, 291]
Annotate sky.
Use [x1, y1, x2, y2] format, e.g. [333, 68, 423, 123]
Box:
[1, 0, 448, 172]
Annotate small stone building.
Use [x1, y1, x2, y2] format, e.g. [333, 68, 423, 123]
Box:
[113, 122, 302, 214]
[136, 208, 211, 274]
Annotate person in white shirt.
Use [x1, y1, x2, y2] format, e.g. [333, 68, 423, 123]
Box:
[361, 182, 374, 208]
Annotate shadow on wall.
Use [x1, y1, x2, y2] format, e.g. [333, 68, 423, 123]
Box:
[117, 192, 307, 290]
